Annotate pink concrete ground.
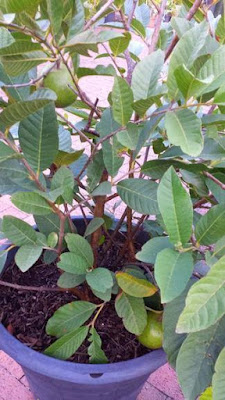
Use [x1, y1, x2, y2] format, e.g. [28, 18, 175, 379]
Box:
[0, 45, 184, 398]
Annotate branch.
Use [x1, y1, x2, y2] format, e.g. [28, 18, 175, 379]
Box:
[165, 0, 203, 60]
[84, 0, 115, 30]
[2, 60, 59, 88]
[203, 171, 225, 190]
[0, 280, 62, 292]
[56, 111, 95, 148]
[148, 0, 167, 54]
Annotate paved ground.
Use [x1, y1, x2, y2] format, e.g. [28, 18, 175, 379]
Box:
[0, 39, 184, 399]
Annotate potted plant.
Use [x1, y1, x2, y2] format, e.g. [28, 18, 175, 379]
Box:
[0, 0, 225, 399]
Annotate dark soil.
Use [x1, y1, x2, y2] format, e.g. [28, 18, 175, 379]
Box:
[0, 239, 150, 364]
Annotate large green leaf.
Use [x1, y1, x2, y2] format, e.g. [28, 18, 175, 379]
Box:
[4, 0, 40, 13]
[116, 272, 157, 297]
[157, 167, 193, 246]
[65, 233, 94, 268]
[86, 268, 113, 293]
[0, 40, 42, 56]
[19, 104, 58, 174]
[167, 22, 208, 98]
[2, 216, 37, 246]
[112, 77, 133, 126]
[109, 33, 131, 56]
[141, 159, 207, 179]
[174, 64, 214, 100]
[15, 244, 42, 272]
[0, 142, 19, 164]
[136, 237, 174, 264]
[115, 292, 147, 335]
[117, 123, 139, 150]
[102, 139, 124, 178]
[117, 178, 159, 215]
[51, 166, 74, 204]
[0, 27, 15, 49]
[177, 256, 225, 333]
[195, 204, 225, 245]
[67, 0, 84, 40]
[11, 192, 52, 215]
[0, 89, 57, 126]
[88, 327, 108, 364]
[46, 0, 63, 36]
[58, 252, 90, 275]
[1, 51, 48, 77]
[197, 46, 225, 95]
[155, 248, 193, 303]
[46, 301, 97, 337]
[177, 315, 225, 400]
[44, 326, 89, 360]
[131, 50, 164, 100]
[163, 280, 195, 368]
[34, 213, 70, 236]
[212, 347, 225, 400]
[165, 109, 203, 157]
[84, 218, 104, 238]
[57, 273, 86, 289]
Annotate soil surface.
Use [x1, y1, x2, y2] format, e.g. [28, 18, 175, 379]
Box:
[0, 239, 150, 364]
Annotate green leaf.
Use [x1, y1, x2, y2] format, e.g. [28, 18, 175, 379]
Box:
[19, 104, 58, 174]
[214, 83, 225, 106]
[141, 159, 207, 179]
[88, 328, 108, 364]
[2, 216, 37, 246]
[177, 256, 225, 333]
[174, 64, 214, 100]
[212, 236, 225, 259]
[101, 138, 124, 178]
[1, 51, 48, 77]
[212, 347, 225, 400]
[65, 29, 123, 49]
[15, 244, 42, 272]
[165, 109, 203, 157]
[11, 192, 52, 215]
[65, 233, 94, 268]
[0, 142, 19, 164]
[46, 0, 63, 36]
[77, 65, 116, 78]
[197, 46, 225, 95]
[84, 218, 105, 238]
[4, 0, 40, 13]
[44, 326, 89, 360]
[167, 22, 208, 98]
[91, 182, 111, 196]
[57, 273, 86, 289]
[199, 387, 213, 400]
[53, 150, 83, 167]
[0, 89, 57, 127]
[58, 252, 90, 275]
[115, 292, 147, 335]
[0, 28, 15, 49]
[112, 77, 133, 125]
[47, 232, 58, 248]
[117, 178, 159, 215]
[51, 166, 74, 204]
[177, 315, 225, 400]
[86, 268, 113, 293]
[0, 40, 42, 56]
[136, 237, 174, 264]
[116, 272, 157, 298]
[67, 0, 84, 40]
[155, 249, 193, 303]
[109, 33, 131, 56]
[87, 150, 104, 192]
[163, 280, 194, 368]
[0, 251, 7, 274]
[157, 167, 193, 246]
[117, 123, 139, 150]
[46, 301, 97, 337]
[195, 204, 225, 245]
[131, 18, 146, 38]
[131, 50, 164, 100]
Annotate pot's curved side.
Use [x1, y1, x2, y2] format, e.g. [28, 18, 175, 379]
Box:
[0, 216, 167, 400]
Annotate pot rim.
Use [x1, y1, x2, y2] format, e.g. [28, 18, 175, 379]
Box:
[0, 216, 167, 383]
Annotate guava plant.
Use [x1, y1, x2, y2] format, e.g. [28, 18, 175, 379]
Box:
[0, 0, 225, 398]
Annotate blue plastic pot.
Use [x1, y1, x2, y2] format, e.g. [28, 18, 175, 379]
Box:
[0, 217, 166, 400]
